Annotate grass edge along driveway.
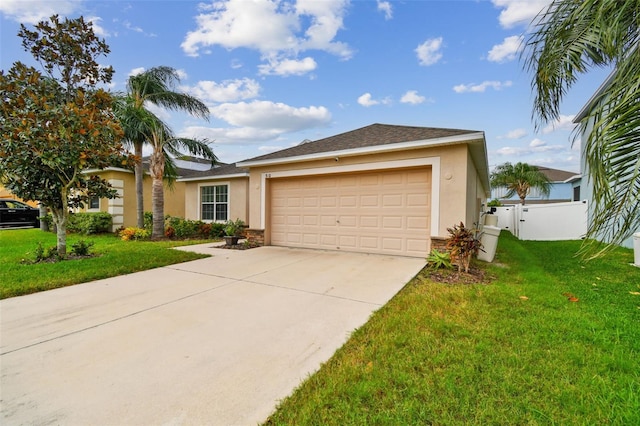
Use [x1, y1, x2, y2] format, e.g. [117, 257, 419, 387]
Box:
[0, 229, 211, 299]
[265, 233, 640, 425]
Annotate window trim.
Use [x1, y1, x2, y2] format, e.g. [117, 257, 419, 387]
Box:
[198, 182, 230, 223]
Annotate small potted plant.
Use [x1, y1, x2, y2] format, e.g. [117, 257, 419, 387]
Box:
[223, 218, 245, 246]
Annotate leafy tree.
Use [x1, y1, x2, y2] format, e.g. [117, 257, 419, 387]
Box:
[523, 0, 640, 254]
[0, 16, 128, 256]
[490, 162, 551, 205]
[117, 66, 212, 228]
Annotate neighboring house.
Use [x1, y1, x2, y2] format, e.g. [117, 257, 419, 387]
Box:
[85, 156, 214, 230]
[573, 72, 636, 249]
[0, 185, 39, 208]
[230, 123, 490, 258]
[491, 166, 582, 204]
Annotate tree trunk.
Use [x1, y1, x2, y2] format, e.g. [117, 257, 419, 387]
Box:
[134, 141, 145, 229]
[151, 176, 164, 238]
[150, 150, 165, 239]
[51, 207, 67, 257]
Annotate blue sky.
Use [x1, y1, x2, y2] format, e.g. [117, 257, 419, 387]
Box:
[1, 0, 611, 172]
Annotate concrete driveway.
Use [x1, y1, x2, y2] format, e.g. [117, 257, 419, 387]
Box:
[1, 244, 425, 425]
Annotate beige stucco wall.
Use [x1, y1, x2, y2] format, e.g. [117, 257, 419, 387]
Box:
[245, 143, 483, 239]
[183, 178, 249, 223]
[0, 185, 39, 207]
[84, 170, 186, 229]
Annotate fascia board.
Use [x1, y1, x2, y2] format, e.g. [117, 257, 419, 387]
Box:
[177, 173, 249, 182]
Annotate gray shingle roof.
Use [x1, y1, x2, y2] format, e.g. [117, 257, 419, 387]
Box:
[177, 162, 248, 180]
[534, 166, 579, 182]
[241, 123, 481, 163]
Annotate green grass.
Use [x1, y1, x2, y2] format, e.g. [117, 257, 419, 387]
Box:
[0, 228, 212, 299]
[265, 233, 640, 425]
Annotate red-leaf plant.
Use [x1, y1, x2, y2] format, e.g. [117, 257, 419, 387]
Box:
[445, 222, 483, 273]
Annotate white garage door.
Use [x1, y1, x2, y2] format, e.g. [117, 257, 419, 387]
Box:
[270, 168, 431, 257]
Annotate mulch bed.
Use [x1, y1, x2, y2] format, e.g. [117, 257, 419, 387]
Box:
[424, 265, 491, 285]
[216, 241, 262, 250]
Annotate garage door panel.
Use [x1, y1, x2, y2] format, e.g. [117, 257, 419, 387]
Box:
[270, 168, 431, 257]
[407, 216, 429, 230]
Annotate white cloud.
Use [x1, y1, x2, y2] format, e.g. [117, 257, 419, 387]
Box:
[415, 37, 443, 66]
[495, 139, 564, 156]
[175, 69, 189, 81]
[377, 0, 392, 20]
[357, 93, 378, 107]
[181, 0, 351, 76]
[400, 90, 426, 105]
[487, 35, 523, 63]
[183, 78, 261, 103]
[492, 0, 551, 29]
[0, 0, 80, 24]
[180, 100, 331, 147]
[86, 16, 110, 37]
[453, 80, 513, 93]
[357, 93, 391, 107]
[542, 114, 576, 133]
[128, 67, 146, 77]
[209, 100, 331, 131]
[498, 128, 527, 139]
[123, 20, 144, 33]
[258, 56, 317, 76]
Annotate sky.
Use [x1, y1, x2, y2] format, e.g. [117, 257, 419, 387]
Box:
[0, 0, 612, 172]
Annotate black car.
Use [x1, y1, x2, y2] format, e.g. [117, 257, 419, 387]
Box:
[0, 199, 40, 228]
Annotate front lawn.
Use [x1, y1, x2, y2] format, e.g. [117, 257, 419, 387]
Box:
[265, 233, 640, 425]
[0, 229, 212, 299]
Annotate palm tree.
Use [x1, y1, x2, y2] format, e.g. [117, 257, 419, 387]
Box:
[146, 118, 217, 238]
[120, 66, 211, 228]
[523, 0, 640, 253]
[490, 162, 551, 205]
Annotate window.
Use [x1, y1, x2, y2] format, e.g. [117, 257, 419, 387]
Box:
[201, 185, 228, 222]
[89, 197, 100, 209]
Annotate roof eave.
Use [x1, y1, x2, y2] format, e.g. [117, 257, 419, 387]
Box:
[573, 69, 616, 122]
[177, 172, 249, 182]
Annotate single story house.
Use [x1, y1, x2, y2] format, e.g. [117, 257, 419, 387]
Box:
[491, 165, 582, 204]
[4, 123, 490, 257]
[178, 123, 490, 258]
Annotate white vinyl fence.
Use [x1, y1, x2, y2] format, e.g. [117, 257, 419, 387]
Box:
[491, 201, 588, 241]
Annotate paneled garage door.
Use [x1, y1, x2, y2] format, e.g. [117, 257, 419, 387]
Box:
[270, 168, 431, 257]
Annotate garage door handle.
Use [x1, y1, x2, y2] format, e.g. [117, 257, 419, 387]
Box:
[336, 220, 340, 224]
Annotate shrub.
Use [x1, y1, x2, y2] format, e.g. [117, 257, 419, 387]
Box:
[209, 222, 226, 238]
[70, 240, 94, 256]
[67, 212, 112, 235]
[426, 249, 453, 270]
[25, 242, 61, 263]
[445, 222, 483, 273]
[165, 216, 201, 238]
[143, 211, 154, 232]
[118, 227, 150, 241]
[224, 218, 246, 236]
